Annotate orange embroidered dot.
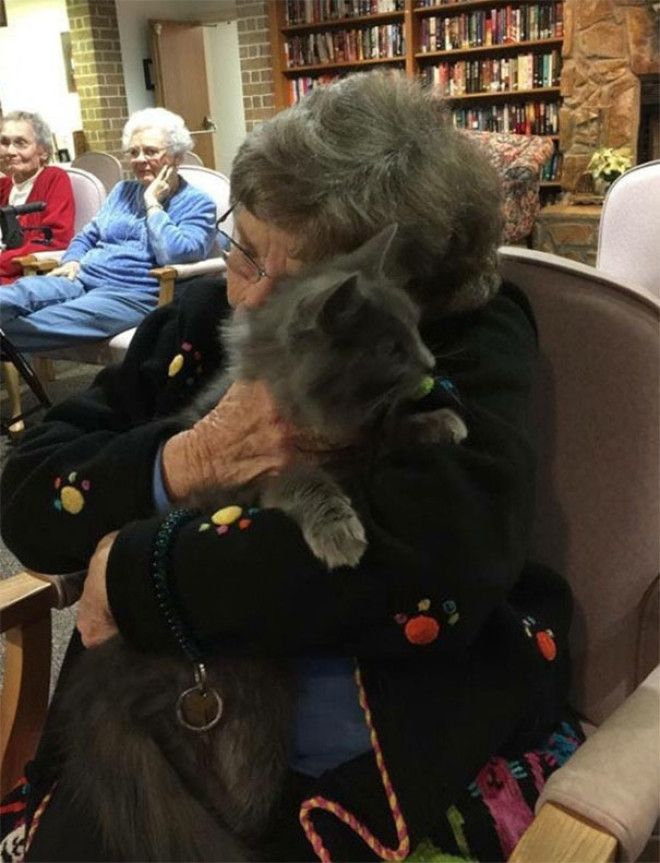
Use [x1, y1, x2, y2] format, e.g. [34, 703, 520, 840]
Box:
[536, 631, 557, 661]
[404, 615, 440, 645]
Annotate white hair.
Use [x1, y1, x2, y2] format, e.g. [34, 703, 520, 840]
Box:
[122, 108, 193, 156]
[1, 111, 53, 159]
[231, 71, 503, 315]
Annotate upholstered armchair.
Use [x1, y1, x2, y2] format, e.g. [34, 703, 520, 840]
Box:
[462, 130, 555, 245]
[3, 246, 658, 860]
[71, 150, 123, 195]
[500, 246, 659, 863]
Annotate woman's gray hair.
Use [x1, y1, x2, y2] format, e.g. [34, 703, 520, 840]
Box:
[231, 71, 503, 314]
[122, 107, 193, 156]
[1, 111, 53, 160]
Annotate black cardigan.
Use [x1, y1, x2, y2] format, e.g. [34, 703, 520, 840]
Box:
[1, 276, 572, 843]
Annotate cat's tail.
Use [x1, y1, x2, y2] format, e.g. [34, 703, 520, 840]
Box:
[51, 639, 266, 862]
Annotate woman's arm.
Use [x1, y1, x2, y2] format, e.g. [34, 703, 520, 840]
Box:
[146, 184, 217, 266]
[104, 284, 539, 660]
[0, 278, 230, 572]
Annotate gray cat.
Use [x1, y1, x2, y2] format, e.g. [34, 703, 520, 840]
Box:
[192, 223, 467, 568]
[50, 224, 467, 862]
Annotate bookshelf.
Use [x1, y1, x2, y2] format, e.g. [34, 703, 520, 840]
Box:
[268, 0, 565, 196]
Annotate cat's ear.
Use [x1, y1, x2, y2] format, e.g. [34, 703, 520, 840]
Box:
[292, 272, 360, 331]
[347, 223, 399, 277]
[317, 274, 363, 332]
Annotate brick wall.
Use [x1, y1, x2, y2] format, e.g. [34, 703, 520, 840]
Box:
[236, 0, 276, 131]
[66, 0, 129, 159]
[65, 0, 275, 152]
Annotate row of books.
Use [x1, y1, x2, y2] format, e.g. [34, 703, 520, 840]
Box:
[285, 24, 405, 67]
[288, 74, 343, 102]
[451, 100, 560, 135]
[420, 51, 561, 95]
[285, 0, 403, 26]
[418, 4, 563, 52]
[540, 148, 563, 181]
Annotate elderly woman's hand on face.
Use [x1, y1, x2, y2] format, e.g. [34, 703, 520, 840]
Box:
[144, 165, 178, 210]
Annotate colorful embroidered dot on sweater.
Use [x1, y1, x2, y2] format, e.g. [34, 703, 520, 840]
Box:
[53, 472, 91, 514]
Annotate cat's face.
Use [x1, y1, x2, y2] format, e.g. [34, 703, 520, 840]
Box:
[288, 274, 435, 432]
[224, 223, 436, 437]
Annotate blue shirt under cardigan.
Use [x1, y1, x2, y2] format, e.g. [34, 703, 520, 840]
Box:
[61, 179, 217, 296]
[152, 448, 372, 777]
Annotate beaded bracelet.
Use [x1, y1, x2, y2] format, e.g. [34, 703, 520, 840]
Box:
[151, 508, 202, 662]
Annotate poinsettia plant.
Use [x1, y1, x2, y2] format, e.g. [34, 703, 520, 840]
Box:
[587, 146, 633, 184]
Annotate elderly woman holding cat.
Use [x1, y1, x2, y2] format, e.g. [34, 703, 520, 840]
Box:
[1, 72, 581, 862]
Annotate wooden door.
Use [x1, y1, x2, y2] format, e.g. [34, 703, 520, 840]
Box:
[150, 20, 216, 169]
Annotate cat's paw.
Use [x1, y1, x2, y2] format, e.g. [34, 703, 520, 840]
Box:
[437, 408, 468, 444]
[402, 408, 468, 445]
[304, 511, 367, 570]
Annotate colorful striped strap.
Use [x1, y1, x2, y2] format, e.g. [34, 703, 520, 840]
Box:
[24, 782, 57, 855]
[299, 665, 410, 862]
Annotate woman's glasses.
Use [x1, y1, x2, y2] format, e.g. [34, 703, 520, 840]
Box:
[216, 206, 270, 284]
[124, 146, 168, 160]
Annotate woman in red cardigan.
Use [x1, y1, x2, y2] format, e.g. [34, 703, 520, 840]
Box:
[0, 110, 75, 284]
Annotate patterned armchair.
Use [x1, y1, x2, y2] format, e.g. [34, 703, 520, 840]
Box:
[462, 131, 555, 245]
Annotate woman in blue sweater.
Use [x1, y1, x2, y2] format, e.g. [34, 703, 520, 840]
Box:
[0, 107, 216, 354]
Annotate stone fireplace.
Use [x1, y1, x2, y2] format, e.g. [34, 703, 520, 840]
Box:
[560, 0, 659, 192]
[534, 0, 659, 263]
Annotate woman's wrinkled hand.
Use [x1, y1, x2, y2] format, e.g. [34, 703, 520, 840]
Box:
[162, 380, 294, 502]
[144, 165, 177, 210]
[77, 531, 119, 648]
[50, 260, 81, 280]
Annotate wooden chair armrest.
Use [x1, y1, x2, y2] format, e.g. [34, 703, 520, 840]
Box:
[14, 256, 61, 276]
[11, 254, 38, 270]
[0, 571, 58, 633]
[150, 258, 227, 307]
[0, 573, 58, 796]
[151, 266, 177, 306]
[509, 803, 617, 862]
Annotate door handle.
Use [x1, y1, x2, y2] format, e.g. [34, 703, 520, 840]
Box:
[202, 116, 217, 132]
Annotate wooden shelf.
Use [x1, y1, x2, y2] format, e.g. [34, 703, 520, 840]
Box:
[284, 56, 406, 75]
[270, 0, 566, 157]
[540, 180, 562, 187]
[444, 86, 560, 101]
[415, 37, 563, 60]
[282, 10, 404, 33]
[414, 0, 543, 13]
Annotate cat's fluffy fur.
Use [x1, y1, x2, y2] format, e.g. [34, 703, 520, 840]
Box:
[193, 224, 467, 568]
[51, 225, 467, 861]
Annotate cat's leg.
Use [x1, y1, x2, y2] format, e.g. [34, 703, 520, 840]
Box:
[397, 408, 468, 445]
[261, 467, 367, 569]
